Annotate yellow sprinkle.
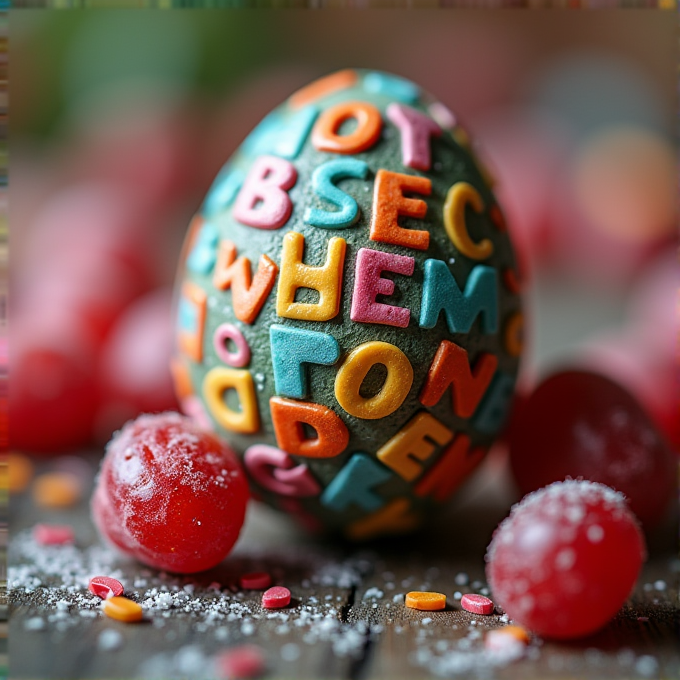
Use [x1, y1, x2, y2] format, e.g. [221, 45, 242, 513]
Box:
[405, 591, 446, 611]
[102, 596, 143, 623]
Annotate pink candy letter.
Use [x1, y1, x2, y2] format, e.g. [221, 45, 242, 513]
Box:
[244, 444, 321, 497]
[351, 248, 414, 328]
[387, 103, 441, 171]
[233, 155, 297, 229]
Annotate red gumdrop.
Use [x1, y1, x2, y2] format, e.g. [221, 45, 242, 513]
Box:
[486, 480, 646, 639]
[508, 370, 676, 528]
[9, 310, 100, 453]
[91, 412, 249, 574]
[95, 288, 178, 439]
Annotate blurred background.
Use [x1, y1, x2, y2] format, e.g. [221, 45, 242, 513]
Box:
[8, 11, 678, 507]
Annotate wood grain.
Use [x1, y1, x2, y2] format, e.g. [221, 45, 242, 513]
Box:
[8, 452, 679, 679]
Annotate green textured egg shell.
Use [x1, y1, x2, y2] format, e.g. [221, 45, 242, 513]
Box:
[174, 69, 522, 538]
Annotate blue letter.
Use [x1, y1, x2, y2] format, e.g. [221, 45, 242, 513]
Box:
[304, 158, 369, 229]
[420, 260, 498, 334]
[270, 325, 340, 399]
[321, 453, 392, 512]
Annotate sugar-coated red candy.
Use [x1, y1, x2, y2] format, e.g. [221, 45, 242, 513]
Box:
[91, 412, 249, 574]
[461, 593, 494, 615]
[486, 479, 646, 639]
[88, 576, 124, 599]
[33, 524, 75, 546]
[261, 586, 291, 610]
[239, 572, 272, 590]
[215, 644, 266, 679]
[508, 370, 675, 527]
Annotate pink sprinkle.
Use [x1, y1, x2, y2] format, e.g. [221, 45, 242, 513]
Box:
[33, 524, 74, 546]
[240, 572, 272, 590]
[216, 644, 266, 679]
[88, 576, 124, 599]
[262, 586, 291, 609]
[461, 593, 494, 615]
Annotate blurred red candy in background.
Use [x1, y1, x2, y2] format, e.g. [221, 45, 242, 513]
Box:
[9, 14, 677, 481]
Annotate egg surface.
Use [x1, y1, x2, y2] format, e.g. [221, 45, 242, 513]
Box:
[174, 69, 522, 538]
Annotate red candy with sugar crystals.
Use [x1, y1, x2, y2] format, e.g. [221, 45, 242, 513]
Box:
[88, 576, 124, 599]
[33, 524, 74, 546]
[461, 593, 494, 615]
[261, 586, 291, 609]
[240, 572, 272, 590]
[91, 412, 249, 574]
[508, 370, 675, 528]
[486, 479, 645, 639]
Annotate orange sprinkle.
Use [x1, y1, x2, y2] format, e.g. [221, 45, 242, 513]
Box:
[499, 624, 530, 644]
[7, 452, 34, 494]
[405, 591, 446, 611]
[32, 472, 82, 508]
[289, 69, 357, 110]
[102, 596, 143, 623]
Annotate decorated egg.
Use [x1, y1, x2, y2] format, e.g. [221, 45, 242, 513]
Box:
[173, 69, 522, 539]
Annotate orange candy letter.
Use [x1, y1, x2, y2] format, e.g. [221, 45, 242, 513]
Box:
[212, 240, 278, 325]
[419, 340, 498, 419]
[270, 397, 349, 459]
[312, 101, 382, 155]
[370, 169, 431, 250]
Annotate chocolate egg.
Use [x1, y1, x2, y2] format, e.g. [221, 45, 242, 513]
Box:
[173, 69, 522, 538]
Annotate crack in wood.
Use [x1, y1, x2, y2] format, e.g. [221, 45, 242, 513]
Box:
[338, 584, 375, 680]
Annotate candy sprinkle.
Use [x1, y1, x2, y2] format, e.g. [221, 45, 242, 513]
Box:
[262, 586, 291, 609]
[405, 591, 446, 611]
[240, 572, 272, 590]
[102, 596, 143, 622]
[33, 524, 74, 546]
[8, 452, 34, 493]
[215, 644, 266, 679]
[461, 593, 494, 615]
[89, 576, 124, 600]
[485, 626, 529, 656]
[32, 471, 82, 508]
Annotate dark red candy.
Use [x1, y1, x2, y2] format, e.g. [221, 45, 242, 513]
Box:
[508, 370, 675, 527]
[486, 480, 645, 639]
[91, 412, 249, 574]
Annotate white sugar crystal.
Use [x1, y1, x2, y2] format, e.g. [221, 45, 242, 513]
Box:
[454, 572, 469, 586]
[555, 548, 576, 571]
[98, 629, 123, 651]
[635, 655, 659, 677]
[587, 524, 604, 543]
[363, 587, 384, 599]
[280, 643, 301, 662]
[24, 617, 45, 631]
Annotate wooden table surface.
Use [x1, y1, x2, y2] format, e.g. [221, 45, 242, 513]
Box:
[7, 451, 680, 680]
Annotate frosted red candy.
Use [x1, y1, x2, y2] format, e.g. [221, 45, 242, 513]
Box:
[89, 576, 124, 599]
[215, 645, 266, 679]
[508, 370, 675, 528]
[239, 572, 272, 590]
[261, 586, 291, 610]
[486, 479, 646, 640]
[461, 593, 494, 615]
[33, 524, 74, 546]
[91, 412, 249, 574]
